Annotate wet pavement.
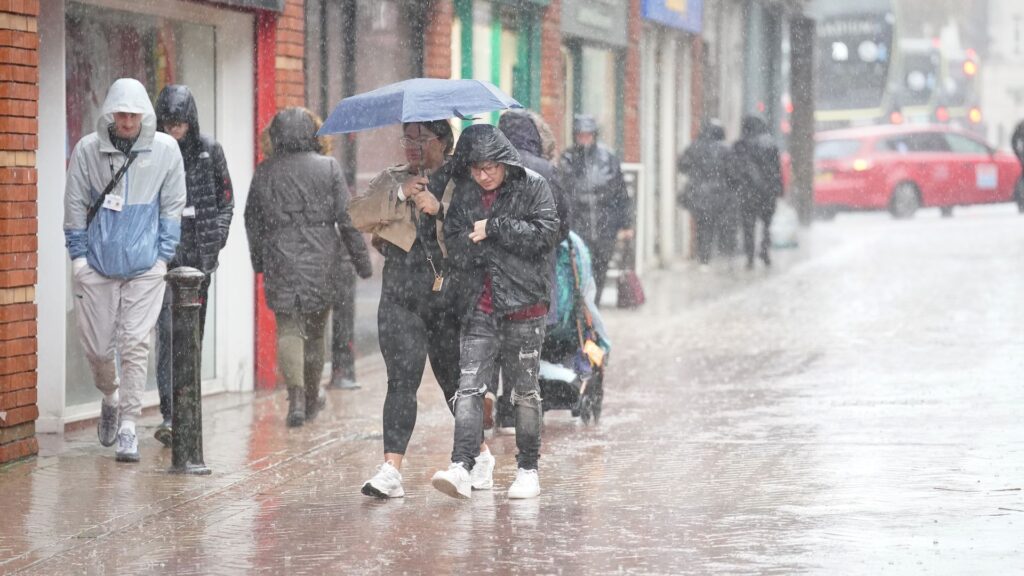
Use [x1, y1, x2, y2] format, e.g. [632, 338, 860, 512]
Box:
[2, 205, 1023, 575]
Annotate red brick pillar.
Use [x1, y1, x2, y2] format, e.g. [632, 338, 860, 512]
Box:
[539, 0, 564, 151]
[0, 0, 39, 464]
[423, 0, 453, 79]
[622, 0, 641, 163]
[275, 0, 305, 109]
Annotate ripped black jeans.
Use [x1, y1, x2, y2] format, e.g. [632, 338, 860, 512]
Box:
[452, 309, 545, 471]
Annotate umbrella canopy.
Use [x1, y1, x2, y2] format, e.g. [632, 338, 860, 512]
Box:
[318, 78, 522, 135]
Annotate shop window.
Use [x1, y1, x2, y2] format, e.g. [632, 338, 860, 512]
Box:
[64, 2, 218, 407]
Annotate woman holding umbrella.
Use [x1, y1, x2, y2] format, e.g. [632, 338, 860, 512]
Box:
[353, 120, 495, 498]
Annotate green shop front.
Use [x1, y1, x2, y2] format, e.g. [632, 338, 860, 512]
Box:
[450, 0, 548, 123]
[560, 0, 629, 153]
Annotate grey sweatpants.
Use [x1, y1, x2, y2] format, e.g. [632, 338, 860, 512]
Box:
[73, 260, 167, 422]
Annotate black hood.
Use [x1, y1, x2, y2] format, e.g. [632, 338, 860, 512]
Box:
[699, 119, 726, 142]
[740, 116, 768, 139]
[498, 110, 544, 158]
[268, 107, 321, 155]
[451, 123, 524, 178]
[155, 85, 200, 146]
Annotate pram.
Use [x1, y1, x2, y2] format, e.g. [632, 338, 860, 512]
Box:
[537, 232, 611, 424]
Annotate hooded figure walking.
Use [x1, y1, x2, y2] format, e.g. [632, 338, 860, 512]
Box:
[431, 124, 559, 500]
[678, 120, 735, 267]
[558, 114, 633, 304]
[733, 116, 783, 269]
[152, 85, 235, 447]
[63, 78, 186, 462]
[244, 108, 372, 428]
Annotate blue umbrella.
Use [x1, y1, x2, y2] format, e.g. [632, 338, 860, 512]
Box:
[318, 78, 523, 135]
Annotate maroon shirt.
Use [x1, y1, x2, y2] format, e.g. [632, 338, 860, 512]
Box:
[475, 187, 547, 320]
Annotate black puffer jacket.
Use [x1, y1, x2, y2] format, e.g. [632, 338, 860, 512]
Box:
[678, 122, 736, 213]
[155, 85, 233, 273]
[244, 108, 371, 313]
[445, 124, 560, 318]
[558, 140, 632, 243]
[499, 110, 570, 242]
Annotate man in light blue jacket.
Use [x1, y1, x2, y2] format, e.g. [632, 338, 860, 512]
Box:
[63, 78, 186, 462]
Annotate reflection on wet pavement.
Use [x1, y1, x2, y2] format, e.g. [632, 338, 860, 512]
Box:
[2, 206, 1022, 574]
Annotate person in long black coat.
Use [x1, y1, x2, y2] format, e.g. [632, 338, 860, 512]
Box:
[244, 107, 372, 428]
[733, 116, 783, 268]
[679, 119, 736, 266]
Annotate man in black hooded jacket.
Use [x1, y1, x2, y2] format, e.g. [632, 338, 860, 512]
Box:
[431, 124, 559, 500]
[152, 85, 234, 446]
[733, 116, 783, 268]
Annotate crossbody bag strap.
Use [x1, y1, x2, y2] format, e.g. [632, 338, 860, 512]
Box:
[86, 151, 138, 227]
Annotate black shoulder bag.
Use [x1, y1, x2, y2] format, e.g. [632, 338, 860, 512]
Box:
[86, 152, 138, 227]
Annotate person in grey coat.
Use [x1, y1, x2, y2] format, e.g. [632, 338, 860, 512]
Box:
[245, 108, 372, 427]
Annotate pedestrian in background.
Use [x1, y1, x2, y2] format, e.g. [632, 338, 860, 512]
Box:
[558, 114, 633, 305]
[152, 84, 234, 447]
[733, 116, 783, 269]
[678, 119, 735, 268]
[432, 124, 559, 500]
[63, 78, 186, 462]
[244, 107, 372, 428]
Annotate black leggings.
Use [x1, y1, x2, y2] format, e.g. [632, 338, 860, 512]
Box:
[378, 269, 461, 455]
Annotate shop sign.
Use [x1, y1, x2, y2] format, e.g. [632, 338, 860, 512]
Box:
[641, 0, 702, 33]
[562, 0, 629, 47]
[205, 0, 285, 12]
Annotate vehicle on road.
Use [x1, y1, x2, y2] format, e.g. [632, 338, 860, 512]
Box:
[814, 124, 1024, 219]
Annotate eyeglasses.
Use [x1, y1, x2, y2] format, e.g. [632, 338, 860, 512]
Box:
[470, 162, 502, 177]
[399, 136, 438, 148]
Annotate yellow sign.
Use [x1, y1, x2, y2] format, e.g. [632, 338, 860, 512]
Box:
[666, 0, 687, 14]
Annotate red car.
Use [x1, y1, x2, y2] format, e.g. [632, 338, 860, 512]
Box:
[814, 125, 1024, 218]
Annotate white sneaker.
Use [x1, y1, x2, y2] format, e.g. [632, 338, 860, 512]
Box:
[361, 461, 405, 499]
[470, 450, 495, 490]
[507, 468, 540, 499]
[431, 463, 471, 500]
[114, 428, 139, 463]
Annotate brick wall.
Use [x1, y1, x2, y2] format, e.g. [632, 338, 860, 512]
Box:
[622, 0, 641, 163]
[275, 0, 305, 108]
[423, 0, 453, 79]
[539, 0, 564, 151]
[0, 0, 38, 465]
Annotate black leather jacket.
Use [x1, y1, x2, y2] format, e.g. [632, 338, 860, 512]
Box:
[445, 124, 560, 319]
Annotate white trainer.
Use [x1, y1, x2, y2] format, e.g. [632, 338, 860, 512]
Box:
[114, 428, 139, 463]
[471, 450, 495, 490]
[361, 461, 405, 499]
[431, 463, 472, 500]
[507, 468, 540, 499]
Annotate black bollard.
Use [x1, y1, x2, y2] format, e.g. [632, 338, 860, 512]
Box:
[167, 266, 212, 475]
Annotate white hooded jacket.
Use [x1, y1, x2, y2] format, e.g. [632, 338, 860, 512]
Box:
[63, 78, 186, 279]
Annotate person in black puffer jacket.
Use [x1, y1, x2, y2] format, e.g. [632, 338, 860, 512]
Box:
[152, 85, 234, 447]
[431, 124, 559, 501]
[733, 116, 783, 268]
[244, 107, 372, 428]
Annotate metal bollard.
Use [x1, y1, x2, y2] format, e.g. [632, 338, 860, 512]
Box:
[167, 266, 212, 475]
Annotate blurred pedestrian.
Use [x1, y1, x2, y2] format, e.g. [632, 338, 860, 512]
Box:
[558, 114, 633, 304]
[678, 119, 735, 267]
[432, 124, 559, 500]
[63, 78, 186, 462]
[733, 116, 783, 269]
[353, 120, 496, 499]
[244, 108, 372, 428]
[152, 85, 234, 447]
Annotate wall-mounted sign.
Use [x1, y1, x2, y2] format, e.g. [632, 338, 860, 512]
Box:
[205, 0, 285, 12]
[562, 0, 629, 47]
[641, 0, 702, 33]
